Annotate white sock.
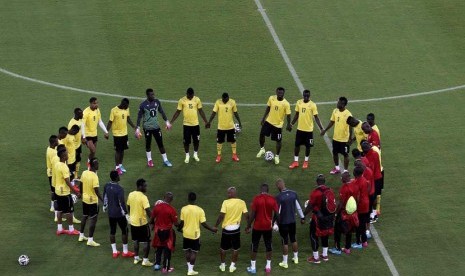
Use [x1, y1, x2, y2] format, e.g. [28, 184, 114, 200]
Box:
[161, 153, 168, 162]
[79, 233, 85, 239]
[230, 262, 236, 268]
[146, 151, 152, 161]
[261, 147, 265, 150]
[115, 165, 119, 170]
[88, 237, 93, 242]
[185, 153, 190, 158]
[294, 252, 298, 259]
[251, 260, 256, 269]
[188, 263, 193, 272]
[118, 163, 122, 168]
[134, 256, 140, 260]
[335, 165, 340, 170]
[276, 155, 279, 158]
[313, 251, 319, 259]
[322, 247, 328, 256]
[69, 225, 74, 231]
[57, 224, 63, 231]
[266, 259, 271, 269]
[193, 151, 198, 157]
[143, 258, 148, 263]
[54, 211, 58, 219]
[221, 262, 226, 266]
[282, 255, 288, 263]
[294, 156, 298, 162]
[111, 243, 117, 253]
[304, 156, 309, 161]
[50, 201, 54, 208]
[123, 243, 128, 253]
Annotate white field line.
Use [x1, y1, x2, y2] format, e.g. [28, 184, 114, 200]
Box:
[253, 0, 400, 275]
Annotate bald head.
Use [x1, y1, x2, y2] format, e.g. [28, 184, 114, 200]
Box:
[275, 178, 286, 192]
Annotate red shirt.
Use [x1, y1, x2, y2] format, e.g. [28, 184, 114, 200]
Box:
[365, 149, 382, 180]
[363, 166, 375, 196]
[361, 156, 370, 167]
[367, 130, 381, 149]
[339, 183, 358, 209]
[251, 193, 279, 231]
[150, 202, 178, 230]
[351, 176, 370, 213]
[309, 185, 326, 221]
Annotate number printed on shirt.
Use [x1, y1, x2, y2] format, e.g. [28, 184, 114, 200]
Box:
[188, 103, 193, 109]
[301, 108, 306, 113]
[150, 109, 157, 117]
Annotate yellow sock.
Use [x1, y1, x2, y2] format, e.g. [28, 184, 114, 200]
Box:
[75, 162, 80, 178]
[231, 143, 237, 154]
[217, 143, 223, 155]
[376, 195, 381, 214]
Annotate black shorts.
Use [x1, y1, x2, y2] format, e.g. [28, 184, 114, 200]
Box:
[381, 170, 385, 190]
[295, 130, 314, 147]
[76, 145, 82, 163]
[113, 135, 129, 151]
[144, 128, 164, 150]
[217, 129, 236, 144]
[260, 121, 282, 142]
[109, 216, 128, 235]
[278, 223, 297, 245]
[56, 194, 74, 214]
[82, 202, 99, 217]
[183, 125, 200, 145]
[86, 136, 98, 144]
[68, 162, 76, 179]
[220, 228, 241, 251]
[131, 224, 151, 242]
[183, 238, 201, 252]
[332, 140, 349, 156]
[251, 229, 272, 252]
[48, 177, 55, 192]
[375, 179, 383, 196]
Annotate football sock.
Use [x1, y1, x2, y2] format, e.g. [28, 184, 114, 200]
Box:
[313, 252, 319, 259]
[185, 153, 190, 158]
[376, 195, 381, 214]
[161, 153, 168, 162]
[111, 243, 117, 253]
[335, 165, 340, 170]
[266, 260, 271, 269]
[322, 247, 328, 256]
[250, 260, 256, 270]
[50, 201, 54, 208]
[88, 237, 93, 242]
[231, 143, 236, 154]
[294, 156, 298, 162]
[221, 262, 226, 267]
[282, 255, 288, 263]
[304, 156, 309, 161]
[54, 211, 58, 220]
[217, 143, 223, 155]
[118, 163, 122, 168]
[230, 262, 236, 267]
[143, 258, 148, 263]
[69, 225, 74, 231]
[294, 252, 298, 259]
[188, 263, 193, 272]
[79, 233, 85, 239]
[123, 243, 128, 253]
[57, 224, 63, 231]
[193, 151, 198, 157]
[75, 162, 80, 175]
[146, 151, 152, 161]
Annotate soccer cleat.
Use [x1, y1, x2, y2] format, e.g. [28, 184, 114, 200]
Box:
[246, 267, 257, 274]
[56, 229, 68, 235]
[232, 154, 239, 162]
[219, 263, 226, 272]
[153, 264, 161, 271]
[307, 256, 321, 264]
[187, 271, 199, 275]
[184, 156, 190, 164]
[134, 257, 141, 264]
[116, 167, 123, 175]
[289, 161, 299, 169]
[330, 168, 341, 174]
[329, 248, 342, 255]
[67, 229, 80, 235]
[274, 156, 280, 165]
[162, 267, 175, 273]
[142, 260, 154, 267]
[265, 267, 271, 273]
[163, 160, 173, 167]
[370, 216, 378, 224]
[216, 155, 222, 163]
[256, 148, 266, 158]
[320, 255, 329, 262]
[278, 262, 288, 268]
[73, 216, 81, 224]
[229, 266, 236, 273]
[147, 160, 154, 167]
[362, 242, 368, 248]
[342, 248, 351, 254]
[302, 161, 309, 169]
[112, 251, 121, 258]
[351, 243, 362, 249]
[87, 240, 101, 247]
[292, 257, 299, 264]
[119, 165, 127, 173]
[122, 251, 135, 258]
[193, 155, 200, 162]
[78, 236, 88, 242]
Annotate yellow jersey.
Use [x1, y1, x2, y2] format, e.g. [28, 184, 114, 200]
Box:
[213, 99, 237, 130]
[372, 145, 384, 171]
[54, 162, 71, 196]
[220, 198, 248, 228]
[180, 204, 206, 239]
[68, 118, 82, 149]
[266, 96, 291, 128]
[127, 191, 150, 226]
[83, 107, 102, 137]
[63, 134, 76, 164]
[295, 99, 318, 132]
[373, 125, 381, 140]
[330, 108, 352, 142]
[46, 147, 57, 177]
[51, 155, 60, 187]
[354, 121, 368, 151]
[177, 96, 202, 126]
[80, 170, 99, 204]
[109, 106, 130, 136]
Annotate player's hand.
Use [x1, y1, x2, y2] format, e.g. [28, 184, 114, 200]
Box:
[81, 137, 87, 144]
[300, 218, 306, 225]
[104, 133, 109, 140]
[212, 227, 218, 234]
[165, 121, 172, 131]
[205, 122, 211, 129]
[286, 124, 292, 132]
[272, 223, 279, 232]
[102, 205, 108, 212]
[245, 227, 251, 234]
[320, 130, 326, 136]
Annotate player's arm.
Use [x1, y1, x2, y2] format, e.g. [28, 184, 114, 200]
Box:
[81, 122, 87, 142]
[66, 177, 80, 197]
[136, 103, 144, 128]
[98, 118, 109, 139]
[314, 115, 324, 132]
[233, 112, 242, 128]
[119, 188, 128, 215]
[295, 199, 305, 224]
[127, 116, 136, 130]
[286, 114, 292, 131]
[94, 187, 103, 202]
[261, 106, 270, 125]
[348, 125, 354, 144]
[246, 210, 255, 233]
[206, 111, 216, 129]
[321, 120, 335, 136]
[156, 101, 172, 129]
[145, 207, 152, 224]
[303, 200, 312, 217]
[198, 108, 208, 125]
[215, 212, 225, 228]
[106, 120, 113, 134]
[201, 221, 217, 233]
[291, 112, 299, 126]
[170, 110, 181, 124]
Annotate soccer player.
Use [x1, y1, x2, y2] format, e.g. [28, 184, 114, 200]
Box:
[206, 92, 242, 163]
[136, 88, 172, 168]
[54, 148, 80, 236]
[289, 89, 323, 169]
[127, 178, 153, 267]
[46, 135, 59, 212]
[367, 113, 381, 140]
[303, 174, 335, 263]
[346, 116, 367, 151]
[178, 192, 217, 275]
[107, 98, 136, 174]
[352, 166, 370, 248]
[103, 170, 135, 258]
[170, 88, 208, 164]
[51, 144, 66, 222]
[321, 96, 353, 174]
[82, 97, 109, 167]
[214, 187, 248, 273]
[57, 126, 68, 145]
[256, 87, 292, 165]
[275, 179, 305, 268]
[63, 125, 80, 180]
[245, 184, 279, 274]
[361, 141, 383, 223]
[78, 158, 103, 246]
[362, 121, 381, 149]
[68, 108, 83, 178]
[150, 192, 179, 273]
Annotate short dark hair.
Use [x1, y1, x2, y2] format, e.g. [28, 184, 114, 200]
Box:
[352, 148, 362, 159]
[261, 183, 269, 192]
[186, 87, 194, 95]
[70, 124, 80, 132]
[367, 113, 375, 120]
[339, 96, 348, 105]
[74, 108, 82, 115]
[188, 192, 196, 202]
[146, 88, 153, 95]
[121, 98, 129, 105]
[354, 166, 364, 177]
[56, 144, 66, 152]
[58, 126, 68, 134]
[316, 174, 326, 185]
[89, 97, 97, 103]
[57, 148, 67, 158]
[222, 92, 229, 99]
[89, 157, 98, 169]
[136, 178, 146, 188]
[303, 89, 310, 94]
[110, 170, 119, 181]
[49, 135, 58, 144]
[276, 87, 285, 92]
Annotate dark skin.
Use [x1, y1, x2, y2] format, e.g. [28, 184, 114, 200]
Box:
[49, 138, 59, 201]
[106, 100, 136, 166]
[290, 91, 324, 157]
[149, 192, 180, 229]
[86, 100, 109, 160]
[303, 176, 326, 218]
[56, 150, 81, 226]
[336, 172, 352, 213]
[347, 117, 360, 146]
[259, 89, 292, 155]
[206, 95, 242, 130]
[367, 115, 375, 127]
[127, 182, 152, 259]
[107, 174, 130, 245]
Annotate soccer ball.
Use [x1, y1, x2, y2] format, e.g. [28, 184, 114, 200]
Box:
[234, 123, 241, 133]
[18, 255, 29, 266]
[71, 194, 78, 204]
[264, 151, 274, 161]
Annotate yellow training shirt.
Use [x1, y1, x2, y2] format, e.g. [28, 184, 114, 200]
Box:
[51, 155, 60, 187]
[46, 147, 57, 177]
[372, 145, 384, 171]
[68, 118, 82, 149]
[180, 204, 206, 239]
[213, 99, 237, 130]
[177, 96, 202, 126]
[64, 134, 76, 164]
[80, 170, 99, 204]
[83, 107, 102, 137]
[54, 162, 71, 196]
[127, 191, 150, 226]
[354, 121, 367, 151]
[330, 108, 352, 142]
[295, 99, 318, 132]
[109, 106, 130, 136]
[220, 198, 248, 228]
[266, 96, 291, 128]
